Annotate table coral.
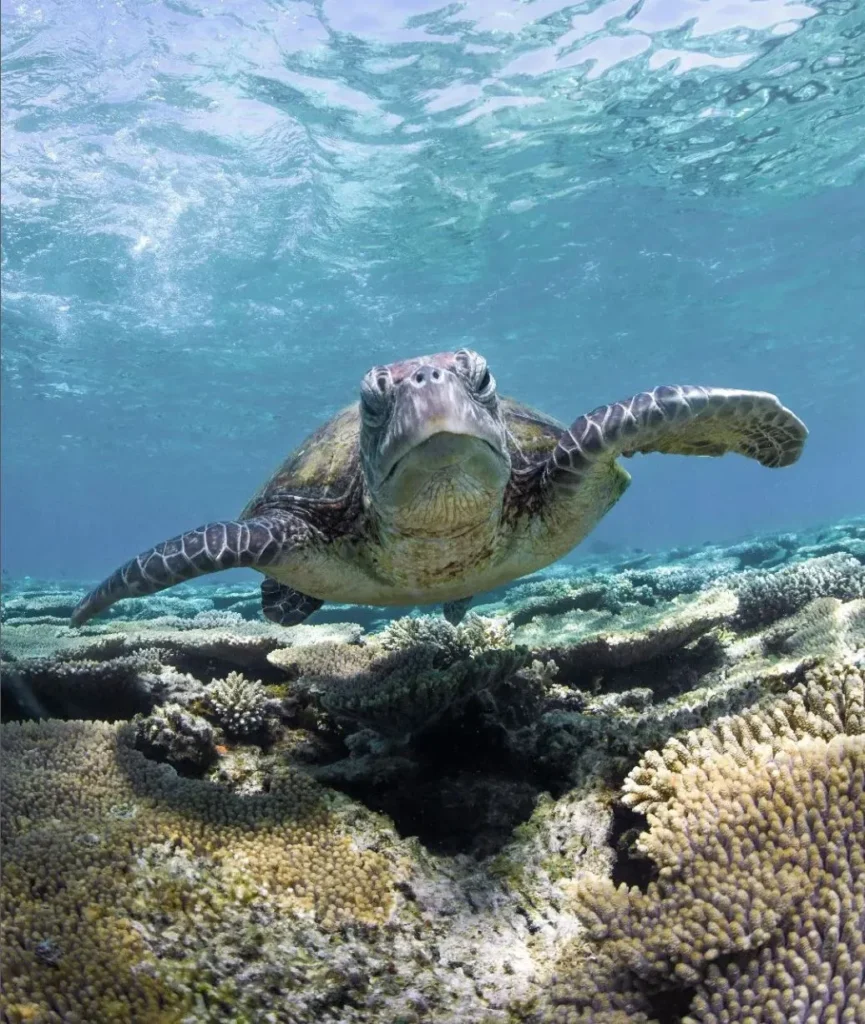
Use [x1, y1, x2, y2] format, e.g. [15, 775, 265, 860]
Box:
[513, 588, 737, 672]
[732, 552, 865, 630]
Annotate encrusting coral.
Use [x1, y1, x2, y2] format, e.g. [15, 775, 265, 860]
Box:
[0, 719, 395, 1024]
[548, 654, 865, 1024]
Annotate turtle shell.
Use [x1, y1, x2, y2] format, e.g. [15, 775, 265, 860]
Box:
[241, 404, 363, 517]
[240, 396, 564, 518]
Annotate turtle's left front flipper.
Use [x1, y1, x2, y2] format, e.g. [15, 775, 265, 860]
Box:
[71, 514, 311, 626]
[546, 385, 807, 490]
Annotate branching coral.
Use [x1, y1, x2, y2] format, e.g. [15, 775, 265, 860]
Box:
[548, 655, 865, 1024]
[314, 646, 528, 737]
[267, 640, 379, 681]
[0, 719, 395, 1023]
[375, 612, 514, 659]
[732, 552, 865, 630]
[203, 671, 271, 736]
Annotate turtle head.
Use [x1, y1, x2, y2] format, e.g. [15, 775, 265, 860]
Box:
[359, 349, 511, 533]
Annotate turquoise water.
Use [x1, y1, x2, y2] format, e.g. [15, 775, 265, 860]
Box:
[2, 0, 864, 584]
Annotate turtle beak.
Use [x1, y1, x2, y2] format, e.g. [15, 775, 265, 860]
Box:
[374, 365, 507, 487]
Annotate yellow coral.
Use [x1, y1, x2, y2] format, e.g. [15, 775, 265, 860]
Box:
[548, 654, 865, 1023]
[0, 719, 394, 1022]
[622, 654, 864, 817]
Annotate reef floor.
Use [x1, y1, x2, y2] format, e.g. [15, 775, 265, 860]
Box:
[1, 516, 864, 1023]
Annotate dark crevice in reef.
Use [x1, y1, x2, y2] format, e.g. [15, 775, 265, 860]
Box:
[347, 768, 540, 859]
[565, 632, 726, 702]
[644, 985, 697, 1024]
[0, 665, 156, 723]
[609, 804, 654, 891]
[322, 697, 548, 858]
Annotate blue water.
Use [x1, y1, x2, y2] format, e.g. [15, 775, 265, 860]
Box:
[2, 0, 864, 585]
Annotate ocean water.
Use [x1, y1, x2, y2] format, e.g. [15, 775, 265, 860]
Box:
[2, 0, 864, 592]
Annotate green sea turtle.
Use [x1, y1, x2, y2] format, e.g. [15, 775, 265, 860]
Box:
[71, 350, 807, 628]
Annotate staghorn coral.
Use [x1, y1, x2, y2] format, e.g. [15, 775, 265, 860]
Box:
[732, 552, 865, 630]
[202, 671, 271, 737]
[0, 719, 395, 1023]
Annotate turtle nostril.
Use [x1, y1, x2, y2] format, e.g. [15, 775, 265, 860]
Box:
[431, 369, 441, 381]
[414, 371, 425, 384]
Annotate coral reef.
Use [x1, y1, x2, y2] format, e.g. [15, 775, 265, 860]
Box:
[732, 552, 865, 630]
[202, 671, 272, 737]
[376, 611, 515, 658]
[2, 514, 864, 1022]
[548, 654, 865, 1023]
[0, 720, 396, 1024]
[514, 587, 737, 674]
[134, 702, 217, 773]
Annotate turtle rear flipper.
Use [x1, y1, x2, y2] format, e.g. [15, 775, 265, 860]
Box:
[546, 385, 807, 491]
[70, 514, 312, 626]
[260, 579, 323, 626]
[443, 596, 472, 625]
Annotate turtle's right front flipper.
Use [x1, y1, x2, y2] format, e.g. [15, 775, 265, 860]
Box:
[70, 515, 310, 626]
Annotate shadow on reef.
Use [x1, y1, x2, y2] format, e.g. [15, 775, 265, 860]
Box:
[2, 516, 865, 1023]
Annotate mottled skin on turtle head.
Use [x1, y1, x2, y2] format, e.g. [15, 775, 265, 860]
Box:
[70, 348, 808, 628]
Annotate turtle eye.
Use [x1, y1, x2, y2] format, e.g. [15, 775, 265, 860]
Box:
[477, 367, 491, 392]
[360, 369, 391, 423]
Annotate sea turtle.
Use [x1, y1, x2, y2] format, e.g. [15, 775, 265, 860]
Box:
[71, 350, 807, 628]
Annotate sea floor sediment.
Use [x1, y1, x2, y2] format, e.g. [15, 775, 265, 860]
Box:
[1, 515, 864, 1023]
